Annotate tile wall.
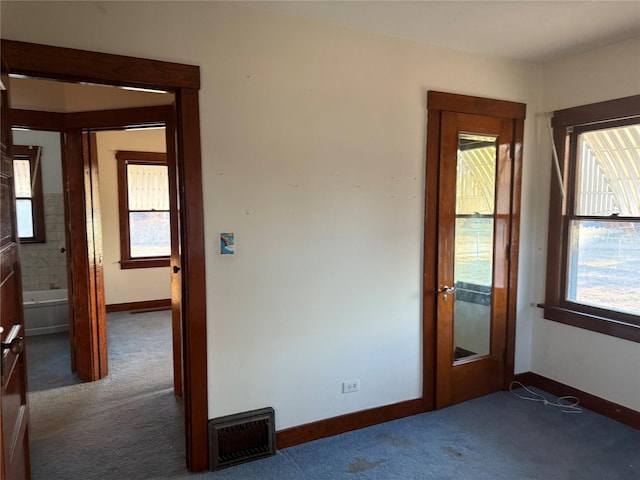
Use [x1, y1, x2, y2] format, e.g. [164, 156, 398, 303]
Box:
[20, 193, 67, 292]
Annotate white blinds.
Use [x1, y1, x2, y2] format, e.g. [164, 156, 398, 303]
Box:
[127, 164, 169, 211]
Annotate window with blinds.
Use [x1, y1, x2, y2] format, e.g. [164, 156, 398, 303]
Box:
[566, 123, 640, 317]
[544, 96, 640, 342]
[116, 151, 170, 269]
[13, 145, 45, 242]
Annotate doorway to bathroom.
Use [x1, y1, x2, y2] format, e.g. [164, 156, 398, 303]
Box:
[2, 39, 209, 472]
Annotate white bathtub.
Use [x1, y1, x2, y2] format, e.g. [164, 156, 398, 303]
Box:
[23, 289, 69, 336]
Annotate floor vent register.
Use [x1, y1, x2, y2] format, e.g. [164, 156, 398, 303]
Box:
[208, 407, 276, 470]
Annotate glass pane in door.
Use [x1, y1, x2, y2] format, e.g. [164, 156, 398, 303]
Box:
[453, 133, 497, 363]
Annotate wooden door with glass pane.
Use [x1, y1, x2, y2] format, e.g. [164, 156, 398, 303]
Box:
[433, 106, 520, 408]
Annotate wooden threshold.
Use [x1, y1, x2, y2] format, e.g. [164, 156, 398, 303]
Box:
[276, 398, 425, 449]
[514, 372, 640, 430]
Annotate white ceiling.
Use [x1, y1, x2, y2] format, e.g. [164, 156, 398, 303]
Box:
[244, 0, 640, 63]
[10, 77, 173, 113]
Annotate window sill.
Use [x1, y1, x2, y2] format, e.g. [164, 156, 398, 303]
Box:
[120, 257, 170, 269]
[539, 304, 640, 343]
[19, 238, 46, 244]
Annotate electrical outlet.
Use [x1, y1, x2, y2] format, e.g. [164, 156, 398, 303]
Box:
[342, 380, 360, 394]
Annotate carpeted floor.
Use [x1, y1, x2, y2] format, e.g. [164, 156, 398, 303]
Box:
[212, 391, 638, 480]
[27, 312, 640, 479]
[27, 311, 188, 479]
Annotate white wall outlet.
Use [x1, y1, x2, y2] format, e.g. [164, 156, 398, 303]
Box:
[342, 379, 360, 394]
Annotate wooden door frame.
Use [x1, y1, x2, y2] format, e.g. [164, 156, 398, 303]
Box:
[423, 91, 525, 409]
[1, 40, 209, 472]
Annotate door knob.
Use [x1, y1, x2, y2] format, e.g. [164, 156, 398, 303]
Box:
[173, 266, 181, 274]
[437, 285, 455, 301]
[2, 336, 24, 355]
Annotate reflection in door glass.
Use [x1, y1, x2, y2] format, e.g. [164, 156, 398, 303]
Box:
[453, 133, 496, 363]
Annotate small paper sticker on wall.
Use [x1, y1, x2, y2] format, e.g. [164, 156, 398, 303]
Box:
[220, 233, 235, 255]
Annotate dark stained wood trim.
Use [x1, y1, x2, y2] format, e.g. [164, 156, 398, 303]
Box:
[166, 112, 183, 397]
[11, 106, 173, 131]
[115, 150, 167, 163]
[106, 298, 171, 313]
[11, 109, 65, 131]
[428, 91, 526, 120]
[175, 87, 208, 471]
[514, 372, 640, 430]
[544, 127, 569, 308]
[59, 132, 77, 374]
[65, 106, 173, 130]
[552, 94, 640, 128]
[84, 132, 109, 378]
[541, 305, 640, 343]
[119, 258, 170, 269]
[85, 132, 109, 379]
[3, 40, 208, 471]
[65, 129, 98, 381]
[435, 112, 457, 407]
[1, 39, 200, 90]
[505, 117, 524, 387]
[421, 107, 441, 412]
[276, 399, 425, 449]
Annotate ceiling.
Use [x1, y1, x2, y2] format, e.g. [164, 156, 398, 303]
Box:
[10, 77, 173, 113]
[8, 1, 639, 113]
[244, 1, 640, 63]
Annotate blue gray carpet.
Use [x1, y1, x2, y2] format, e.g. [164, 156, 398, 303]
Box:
[27, 311, 186, 479]
[27, 312, 639, 479]
[199, 390, 639, 480]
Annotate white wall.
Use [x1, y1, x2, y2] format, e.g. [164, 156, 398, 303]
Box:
[543, 37, 640, 111]
[1, 1, 544, 429]
[533, 37, 640, 411]
[95, 129, 170, 305]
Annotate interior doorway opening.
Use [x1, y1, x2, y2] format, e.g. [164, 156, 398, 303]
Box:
[2, 39, 209, 472]
[10, 77, 178, 381]
[10, 79, 185, 474]
[12, 128, 69, 343]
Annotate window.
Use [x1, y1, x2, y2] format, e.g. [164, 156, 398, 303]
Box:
[116, 151, 170, 269]
[544, 95, 640, 342]
[13, 145, 45, 243]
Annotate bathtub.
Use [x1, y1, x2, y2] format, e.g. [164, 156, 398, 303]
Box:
[22, 289, 69, 336]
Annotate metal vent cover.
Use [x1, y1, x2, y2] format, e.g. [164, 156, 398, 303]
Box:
[208, 407, 276, 470]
